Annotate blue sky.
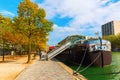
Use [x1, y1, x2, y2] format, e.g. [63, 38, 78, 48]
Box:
[0, 0, 120, 45]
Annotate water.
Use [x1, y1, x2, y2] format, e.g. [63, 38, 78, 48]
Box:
[68, 52, 120, 80]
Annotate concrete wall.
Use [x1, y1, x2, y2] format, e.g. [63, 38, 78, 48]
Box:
[114, 20, 120, 35]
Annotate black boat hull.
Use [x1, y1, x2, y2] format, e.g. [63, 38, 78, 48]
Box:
[56, 48, 112, 67]
[88, 51, 112, 66]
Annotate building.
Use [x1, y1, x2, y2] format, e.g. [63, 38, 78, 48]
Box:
[101, 20, 120, 36]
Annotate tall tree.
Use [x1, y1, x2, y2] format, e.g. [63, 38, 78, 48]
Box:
[0, 14, 12, 62]
[14, 0, 53, 63]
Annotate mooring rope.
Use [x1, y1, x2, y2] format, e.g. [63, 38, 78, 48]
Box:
[78, 52, 101, 73]
[75, 47, 88, 72]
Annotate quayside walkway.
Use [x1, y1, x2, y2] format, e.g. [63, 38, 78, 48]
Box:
[15, 60, 86, 80]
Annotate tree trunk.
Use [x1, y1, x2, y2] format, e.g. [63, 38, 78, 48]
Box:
[2, 40, 5, 62]
[27, 37, 31, 63]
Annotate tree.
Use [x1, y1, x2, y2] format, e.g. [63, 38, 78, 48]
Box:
[0, 14, 12, 62]
[115, 33, 120, 48]
[103, 34, 120, 49]
[14, 0, 53, 63]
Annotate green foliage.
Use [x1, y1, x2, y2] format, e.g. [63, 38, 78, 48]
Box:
[115, 33, 120, 48]
[0, 14, 13, 61]
[103, 33, 120, 48]
[13, 0, 53, 62]
[0, 0, 53, 62]
[0, 14, 12, 43]
[14, 0, 53, 42]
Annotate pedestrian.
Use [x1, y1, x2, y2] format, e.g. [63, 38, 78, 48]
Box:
[38, 49, 42, 60]
[45, 51, 48, 61]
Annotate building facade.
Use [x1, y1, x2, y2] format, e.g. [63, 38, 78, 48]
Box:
[101, 20, 120, 36]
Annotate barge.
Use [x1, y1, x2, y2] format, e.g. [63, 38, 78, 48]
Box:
[55, 35, 112, 67]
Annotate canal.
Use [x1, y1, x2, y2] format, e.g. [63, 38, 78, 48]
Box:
[67, 52, 120, 80]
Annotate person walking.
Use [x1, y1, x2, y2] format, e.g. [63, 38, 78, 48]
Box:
[45, 51, 48, 61]
[38, 49, 42, 60]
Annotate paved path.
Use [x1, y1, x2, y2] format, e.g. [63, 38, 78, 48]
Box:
[15, 60, 75, 80]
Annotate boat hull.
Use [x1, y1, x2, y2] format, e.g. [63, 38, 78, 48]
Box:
[56, 48, 112, 67]
[88, 51, 112, 66]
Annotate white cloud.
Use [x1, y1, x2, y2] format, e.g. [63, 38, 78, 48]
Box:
[38, 0, 120, 45]
[48, 24, 82, 45]
[0, 10, 15, 17]
[38, 0, 61, 19]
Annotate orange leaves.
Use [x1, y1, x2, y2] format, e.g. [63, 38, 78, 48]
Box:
[15, 0, 53, 51]
[38, 43, 47, 50]
[4, 31, 27, 45]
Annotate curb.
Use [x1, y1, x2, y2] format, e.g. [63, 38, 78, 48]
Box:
[53, 59, 87, 80]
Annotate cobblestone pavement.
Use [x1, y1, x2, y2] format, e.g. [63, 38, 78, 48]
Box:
[15, 60, 75, 80]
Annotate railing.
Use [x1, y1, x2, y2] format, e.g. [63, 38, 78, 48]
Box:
[48, 42, 71, 59]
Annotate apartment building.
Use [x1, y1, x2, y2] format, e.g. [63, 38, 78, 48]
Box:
[101, 20, 120, 36]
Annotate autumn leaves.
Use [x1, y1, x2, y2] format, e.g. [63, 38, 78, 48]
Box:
[0, 0, 53, 62]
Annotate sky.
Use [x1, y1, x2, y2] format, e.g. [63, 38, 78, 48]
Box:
[0, 0, 120, 45]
